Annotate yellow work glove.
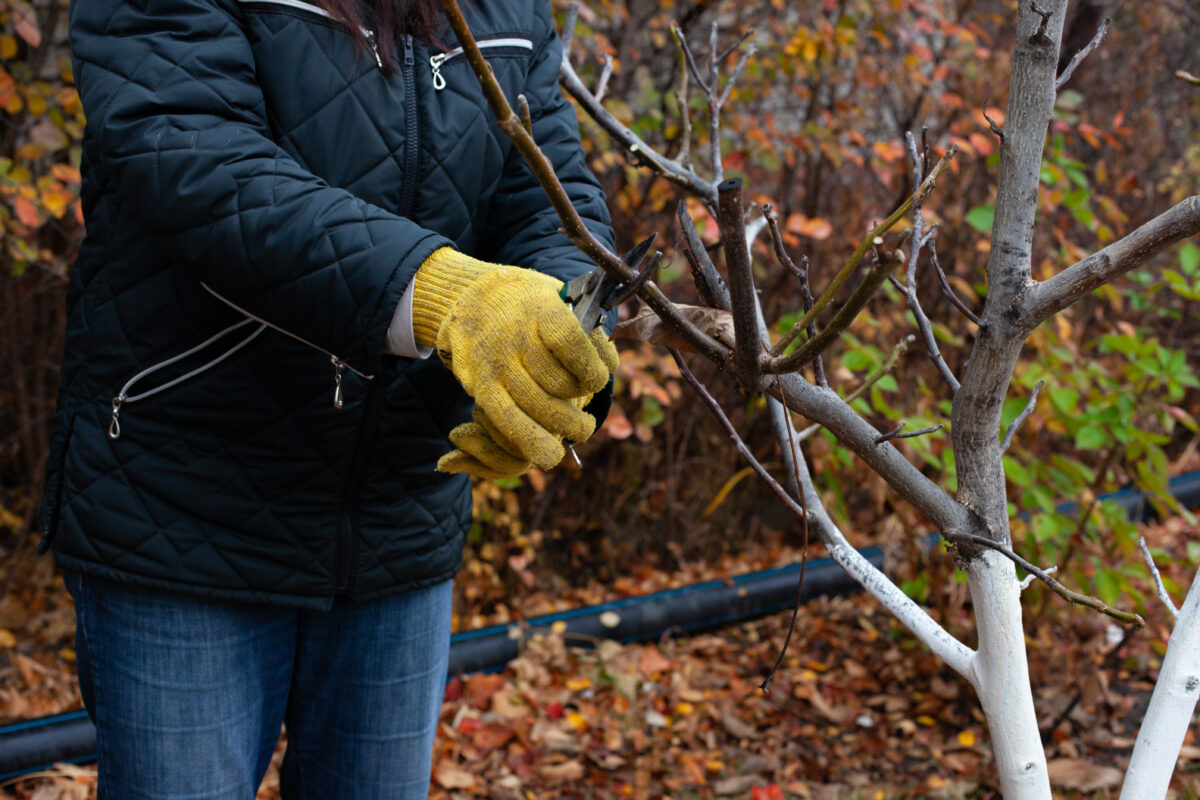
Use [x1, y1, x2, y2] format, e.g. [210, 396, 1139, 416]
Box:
[436, 395, 591, 479]
[412, 247, 619, 470]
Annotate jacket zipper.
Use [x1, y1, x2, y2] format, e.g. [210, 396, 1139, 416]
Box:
[332, 34, 420, 598]
[108, 320, 268, 440]
[428, 38, 534, 91]
[237, 0, 383, 69]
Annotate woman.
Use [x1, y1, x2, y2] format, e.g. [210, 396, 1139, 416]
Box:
[41, 0, 617, 795]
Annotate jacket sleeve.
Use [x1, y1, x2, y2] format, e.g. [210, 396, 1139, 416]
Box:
[69, 0, 451, 374]
[476, 1, 616, 304]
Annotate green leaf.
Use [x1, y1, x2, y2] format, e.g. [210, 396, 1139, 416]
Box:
[1093, 568, 1123, 607]
[965, 205, 995, 233]
[1048, 387, 1079, 414]
[1179, 241, 1200, 274]
[1075, 425, 1107, 450]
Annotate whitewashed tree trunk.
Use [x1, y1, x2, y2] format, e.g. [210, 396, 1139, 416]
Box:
[967, 551, 1052, 799]
[1121, 577, 1200, 798]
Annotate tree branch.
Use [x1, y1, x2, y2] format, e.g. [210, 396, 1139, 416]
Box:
[764, 204, 827, 386]
[677, 201, 731, 311]
[1139, 536, 1179, 618]
[670, 349, 975, 677]
[931, 245, 982, 325]
[1023, 196, 1200, 324]
[1056, 17, 1110, 89]
[718, 179, 763, 385]
[949, 532, 1144, 626]
[1000, 379, 1043, 453]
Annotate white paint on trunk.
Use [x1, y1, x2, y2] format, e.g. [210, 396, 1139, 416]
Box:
[1121, 573, 1200, 798]
[966, 550, 1052, 799]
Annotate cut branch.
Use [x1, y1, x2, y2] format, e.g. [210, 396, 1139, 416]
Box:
[718, 179, 763, 385]
[1024, 196, 1200, 324]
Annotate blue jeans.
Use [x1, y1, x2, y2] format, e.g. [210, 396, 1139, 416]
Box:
[64, 571, 452, 800]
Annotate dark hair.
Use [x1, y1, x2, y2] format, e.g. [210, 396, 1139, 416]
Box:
[316, 0, 445, 72]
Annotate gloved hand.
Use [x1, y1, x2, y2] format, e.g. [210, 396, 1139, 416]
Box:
[412, 247, 619, 470]
[437, 395, 591, 479]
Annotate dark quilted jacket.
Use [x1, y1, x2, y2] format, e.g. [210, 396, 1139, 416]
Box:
[40, 0, 614, 608]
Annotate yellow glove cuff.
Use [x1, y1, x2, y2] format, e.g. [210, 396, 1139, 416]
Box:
[411, 247, 502, 349]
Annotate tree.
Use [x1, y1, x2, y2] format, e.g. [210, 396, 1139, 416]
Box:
[439, 0, 1200, 794]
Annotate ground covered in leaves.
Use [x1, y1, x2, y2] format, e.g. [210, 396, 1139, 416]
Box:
[3, 516, 1200, 799]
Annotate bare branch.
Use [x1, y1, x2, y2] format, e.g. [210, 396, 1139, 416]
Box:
[675, 27, 710, 93]
[717, 41, 756, 109]
[670, 25, 693, 169]
[559, 42, 718, 206]
[676, 201, 730, 311]
[796, 335, 914, 442]
[1024, 196, 1200, 324]
[670, 349, 974, 677]
[768, 146, 958, 359]
[439, 0, 728, 362]
[593, 53, 614, 103]
[718, 179, 762, 385]
[948, 532, 1145, 627]
[931, 245, 982, 325]
[764, 204, 826, 386]
[1000, 380, 1043, 453]
[1139, 536, 1179, 618]
[1178, 70, 1200, 86]
[1056, 17, 1110, 89]
[517, 94, 533, 136]
[560, 3, 579, 62]
[874, 422, 944, 445]
[1020, 565, 1056, 591]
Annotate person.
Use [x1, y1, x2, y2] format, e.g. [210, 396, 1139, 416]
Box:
[40, 0, 618, 796]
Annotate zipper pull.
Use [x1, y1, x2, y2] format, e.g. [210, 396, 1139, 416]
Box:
[430, 52, 447, 91]
[366, 29, 383, 69]
[109, 396, 124, 440]
[332, 356, 346, 409]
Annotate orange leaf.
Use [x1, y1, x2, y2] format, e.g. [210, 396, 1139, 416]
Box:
[12, 2, 41, 47]
[786, 213, 833, 240]
[52, 163, 82, 184]
[14, 195, 38, 227]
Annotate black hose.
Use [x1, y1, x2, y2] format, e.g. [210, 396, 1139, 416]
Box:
[3, 471, 1199, 780]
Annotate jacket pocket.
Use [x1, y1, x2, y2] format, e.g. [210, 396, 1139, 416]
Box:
[428, 37, 535, 91]
[107, 319, 268, 440]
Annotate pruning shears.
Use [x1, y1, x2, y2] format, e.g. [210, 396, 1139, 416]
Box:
[557, 233, 660, 466]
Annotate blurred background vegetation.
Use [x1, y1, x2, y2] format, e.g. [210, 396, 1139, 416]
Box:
[1, 0, 1198, 632]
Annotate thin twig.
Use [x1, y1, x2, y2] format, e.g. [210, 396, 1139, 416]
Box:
[594, 53, 614, 103]
[676, 27, 710, 93]
[1178, 70, 1200, 86]
[718, 41, 756, 109]
[1139, 536, 1179, 618]
[768, 146, 959, 360]
[670, 25, 693, 169]
[760, 376, 810, 693]
[708, 22, 723, 183]
[1056, 17, 1110, 89]
[560, 3, 579, 62]
[767, 248, 903, 374]
[1000, 380, 1043, 453]
[1020, 566, 1056, 591]
[947, 531, 1145, 627]
[795, 335, 914, 442]
[763, 204, 826, 386]
[874, 421, 944, 445]
[899, 130, 959, 394]
[931, 245, 982, 325]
